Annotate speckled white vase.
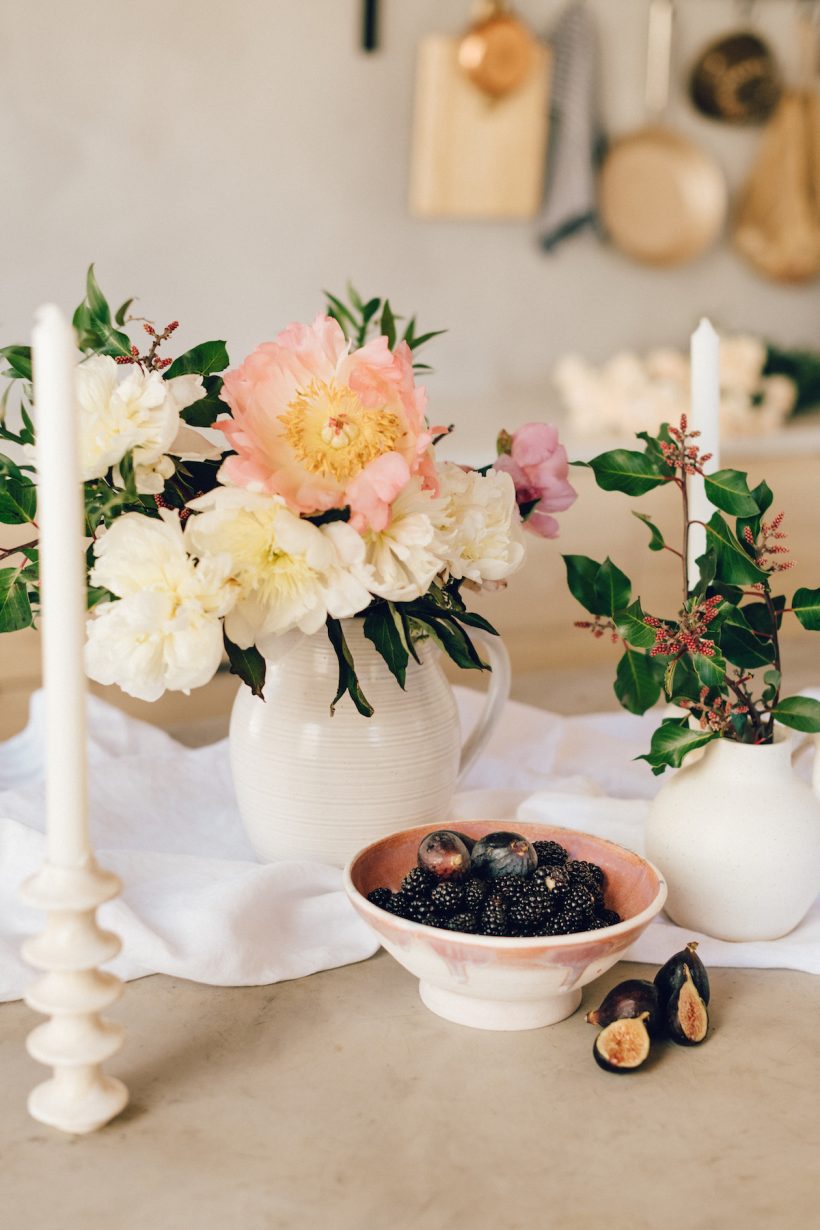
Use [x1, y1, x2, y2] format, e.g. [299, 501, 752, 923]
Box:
[230, 619, 510, 867]
[645, 733, 820, 941]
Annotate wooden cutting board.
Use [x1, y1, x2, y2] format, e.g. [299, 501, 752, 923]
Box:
[409, 34, 551, 220]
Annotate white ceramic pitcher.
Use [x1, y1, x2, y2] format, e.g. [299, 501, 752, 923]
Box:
[644, 731, 820, 941]
[230, 619, 510, 867]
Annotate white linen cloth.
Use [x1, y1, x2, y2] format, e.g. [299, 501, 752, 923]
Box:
[1, 687, 818, 1002]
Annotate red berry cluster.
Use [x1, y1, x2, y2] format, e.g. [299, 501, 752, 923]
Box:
[659, 414, 713, 478]
[574, 616, 620, 644]
[743, 511, 795, 574]
[115, 320, 180, 372]
[645, 593, 723, 659]
[679, 686, 749, 734]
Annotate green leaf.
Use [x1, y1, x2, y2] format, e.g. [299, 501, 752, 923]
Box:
[771, 696, 820, 733]
[0, 568, 33, 631]
[705, 513, 769, 586]
[363, 603, 408, 689]
[703, 468, 760, 517]
[326, 618, 374, 717]
[792, 587, 820, 631]
[223, 632, 266, 700]
[615, 599, 657, 649]
[614, 647, 663, 715]
[114, 298, 134, 326]
[0, 475, 36, 524]
[380, 300, 396, 350]
[717, 609, 774, 670]
[663, 655, 701, 704]
[637, 717, 717, 775]
[750, 480, 773, 515]
[562, 555, 605, 616]
[691, 650, 726, 690]
[165, 341, 229, 380]
[84, 264, 111, 323]
[179, 375, 226, 427]
[406, 328, 446, 351]
[743, 596, 785, 633]
[414, 613, 489, 672]
[594, 557, 631, 617]
[581, 449, 669, 497]
[0, 345, 32, 382]
[324, 292, 357, 334]
[633, 511, 666, 551]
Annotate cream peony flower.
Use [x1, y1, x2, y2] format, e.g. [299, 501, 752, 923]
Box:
[435, 463, 524, 585]
[77, 355, 206, 493]
[358, 478, 445, 603]
[85, 510, 235, 702]
[186, 486, 372, 655]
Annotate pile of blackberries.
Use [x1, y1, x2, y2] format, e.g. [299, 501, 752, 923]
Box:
[366, 829, 622, 938]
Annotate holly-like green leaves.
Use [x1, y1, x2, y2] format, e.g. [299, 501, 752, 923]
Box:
[578, 448, 670, 497]
[563, 555, 606, 615]
[792, 587, 820, 631]
[703, 469, 760, 517]
[594, 558, 631, 616]
[166, 341, 229, 380]
[638, 717, 717, 775]
[0, 568, 33, 632]
[771, 696, 820, 733]
[633, 511, 666, 551]
[614, 648, 663, 714]
[363, 603, 409, 690]
[705, 513, 769, 585]
[72, 265, 132, 357]
[0, 463, 36, 524]
[615, 599, 656, 649]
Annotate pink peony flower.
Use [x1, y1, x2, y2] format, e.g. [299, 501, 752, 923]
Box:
[215, 315, 437, 531]
[493, 422, 577, 538]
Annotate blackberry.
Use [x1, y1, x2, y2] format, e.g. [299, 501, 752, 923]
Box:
[404, 896, 435, 923]
[533, 840, 569, 866]
[444, 911, 479, 933]
[430, 881, 465, 918]
[525, 880, 557, 918]
[509, 894, 546, 930]
[401, 867, 436, 899]
[464, 877, 489, 912]
[479, 894, 509, 937]
[533, 864, 569, 904]
[596, 907, 622, 928]
[541, 915, 573, 936]
[366, 887, 392, 911]
[567, 860, 605, 890]
[565, 884, 596, 920]
[494, 874, 527, 902]
[555, 904, 589, 934]
[385, 891, 412, 917]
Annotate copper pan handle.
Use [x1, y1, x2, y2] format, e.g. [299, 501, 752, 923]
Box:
[645, 0, 675, 117]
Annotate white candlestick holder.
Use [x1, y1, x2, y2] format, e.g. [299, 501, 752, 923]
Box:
[21, 858, 128, 1134]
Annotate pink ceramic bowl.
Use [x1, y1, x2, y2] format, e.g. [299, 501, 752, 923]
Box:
[345, 820, 667, 1031]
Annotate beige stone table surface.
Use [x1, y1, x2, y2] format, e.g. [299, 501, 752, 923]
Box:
[1, 954, 819, 1230]
[2, 669, 819, 1229]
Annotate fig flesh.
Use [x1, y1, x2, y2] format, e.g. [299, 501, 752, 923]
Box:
[417, 830, 472, 882]
[586, 979, 661, 1037]
[654, 940, 710, 1007]
[471, 831, 537, 880]
[593, 1014, 651, 1073]
[666, 965, 709, 1046]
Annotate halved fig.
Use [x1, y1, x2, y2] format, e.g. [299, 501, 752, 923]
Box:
[592, 1014, 651, 1073]
[666, 965, 709, 1046]
[585, 979, 661, 1037]
[654, 940, 710, 1008]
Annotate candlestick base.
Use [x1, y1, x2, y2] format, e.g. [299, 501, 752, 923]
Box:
[21, 858, 129, 1134]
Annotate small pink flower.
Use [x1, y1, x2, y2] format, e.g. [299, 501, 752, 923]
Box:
[215, 315, 436, 530]
[493, 422, 577, 538]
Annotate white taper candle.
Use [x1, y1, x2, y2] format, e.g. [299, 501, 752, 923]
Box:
[686, 318, 721, 589]
[32, 305, 89, 868]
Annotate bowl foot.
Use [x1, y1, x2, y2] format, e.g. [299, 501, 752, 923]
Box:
[418, 981, 582, 1031]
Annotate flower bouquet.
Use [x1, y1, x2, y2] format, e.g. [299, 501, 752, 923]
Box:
[0, 268, 576, 717]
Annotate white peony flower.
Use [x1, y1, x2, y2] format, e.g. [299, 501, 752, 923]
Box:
[435, 462, 524, 585]
[77, 355, 206, 493]
[186, 486, 371, 655]
[85, 510, 236, 701]
[358, 478, 446, 603]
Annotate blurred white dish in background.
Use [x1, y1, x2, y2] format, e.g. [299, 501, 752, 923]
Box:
[554, 333, 797, 439]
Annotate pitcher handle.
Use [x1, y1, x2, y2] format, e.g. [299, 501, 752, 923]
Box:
[790, 731, 820, 799]
[458, 633, 511, 781]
